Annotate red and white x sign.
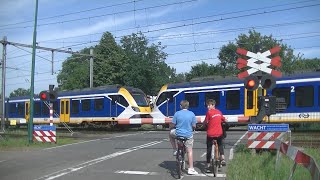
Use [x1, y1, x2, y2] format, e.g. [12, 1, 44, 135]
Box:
[237, 46, 282, 79]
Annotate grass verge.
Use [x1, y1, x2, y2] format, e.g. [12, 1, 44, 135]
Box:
[227, 144, 319, 180]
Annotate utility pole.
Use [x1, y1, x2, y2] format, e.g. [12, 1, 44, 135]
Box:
[90, 48, 93, 88]
[1, 36, 7, 133]
[28, 0, 39, 143]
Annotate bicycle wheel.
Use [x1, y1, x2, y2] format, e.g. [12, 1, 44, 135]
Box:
[176, 151, 182, 179]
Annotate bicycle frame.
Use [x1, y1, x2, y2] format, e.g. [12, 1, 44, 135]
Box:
[211, 140, 221, 177]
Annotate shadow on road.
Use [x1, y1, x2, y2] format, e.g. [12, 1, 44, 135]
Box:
[158, 161, 179, 179]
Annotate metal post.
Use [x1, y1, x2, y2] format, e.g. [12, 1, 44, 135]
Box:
[49, 103, 53, 126]
[51, 50, 54, 75]
[28, 0, 39, 143]
[1, 36, 7, 132]
[288, 162, 297, 180]
[90, 48, 93, 88]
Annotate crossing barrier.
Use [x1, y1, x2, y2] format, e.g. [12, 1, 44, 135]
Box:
[33, 125, 56, 143]
[275, 139, 320, 180]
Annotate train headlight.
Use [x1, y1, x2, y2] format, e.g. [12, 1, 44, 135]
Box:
[131, 106, 140, 112]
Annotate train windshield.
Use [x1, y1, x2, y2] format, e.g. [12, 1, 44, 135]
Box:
[131, 93, 149, 107]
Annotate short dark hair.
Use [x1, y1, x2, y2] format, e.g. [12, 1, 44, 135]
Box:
[206, 99, 216, 106]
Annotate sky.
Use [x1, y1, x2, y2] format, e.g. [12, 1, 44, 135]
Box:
[0, 0, 319, 96]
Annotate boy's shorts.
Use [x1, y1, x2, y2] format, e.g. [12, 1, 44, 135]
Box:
[170, 129, 194, 148]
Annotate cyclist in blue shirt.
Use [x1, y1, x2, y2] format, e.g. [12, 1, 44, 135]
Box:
[169, 100, 198, 175]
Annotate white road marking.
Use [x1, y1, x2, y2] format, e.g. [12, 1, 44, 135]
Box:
[200, 152, 207, 158]
[36, 141, 162, 180]
[43, 132, 145, 150]
[115, 170, 160, 175]
[229, 131, 248, 160]
[185, 173, 226, 177]
[0, 160, 7, 163]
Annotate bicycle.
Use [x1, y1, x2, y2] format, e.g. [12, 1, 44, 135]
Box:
[211, 139, 221, 177]
[175, 136, 188, 179]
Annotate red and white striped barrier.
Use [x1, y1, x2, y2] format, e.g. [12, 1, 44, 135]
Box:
[117, 116, 250, 125]
[33, 125, 56, 143]
[275, 139, 320, 180]
[247, 132, 286, 149]
[49, 103, 53, 126]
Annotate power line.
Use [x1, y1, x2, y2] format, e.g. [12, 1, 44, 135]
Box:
[0, 0, 143, 28]
[0, 0, 197, 31]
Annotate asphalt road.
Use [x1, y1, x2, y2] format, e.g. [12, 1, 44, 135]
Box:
[0, 129, 247, 180]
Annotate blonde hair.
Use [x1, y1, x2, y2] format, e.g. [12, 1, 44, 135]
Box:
[180, 100, 189, 109]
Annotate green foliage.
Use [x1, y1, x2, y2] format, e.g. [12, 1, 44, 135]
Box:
[228, 147, 318, 180]
[9, 88, 31, 97]
[57, 48, 91, 90]
[120, 32, 174, 95]
[186, 30, 320, 81]
[94, 32, 127, 87]
[57, 31, 173, 95]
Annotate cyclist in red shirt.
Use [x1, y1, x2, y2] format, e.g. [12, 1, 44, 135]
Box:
[203, 99, 226, 172]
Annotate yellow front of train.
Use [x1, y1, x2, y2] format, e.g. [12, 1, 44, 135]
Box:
[118, 87, 151, 114]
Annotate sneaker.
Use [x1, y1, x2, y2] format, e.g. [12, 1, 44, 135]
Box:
[205, 167, 211, 173]
[221, 160, 226, 166]
[188, 168, 198, 175]
[173, 150, 177, 156]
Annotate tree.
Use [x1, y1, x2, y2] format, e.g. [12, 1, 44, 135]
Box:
[9, 88, 31, 97]
[57, 48, 91, 90]
[120, 32, 175, 95]
[94, 32, 128, 87]
[219, 30, 301, 76]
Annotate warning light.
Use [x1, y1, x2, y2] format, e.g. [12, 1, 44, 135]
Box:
[244, 75, 259, 91]
[248, 79, 255, 88]
[39, 91, 49, 101]
[261, 74, 276, 90]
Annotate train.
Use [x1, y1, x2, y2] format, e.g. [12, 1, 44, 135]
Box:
[5, 85, 151, 128]
[151, 72, 320, 128]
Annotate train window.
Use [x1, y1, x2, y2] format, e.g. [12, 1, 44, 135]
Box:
[82, 99, 91, 111]
[35, 102, 41, 115]
[247, 91, 253, 109]
[226, 90, 240, 110]
[205, 92, 220, 106]
[94, 98, 104, 111]
[42, 102, 49, 116]
[72, 100, 79, 114]
[118, 96, 129, 107]
[131, 93, 148, 107]
[295, 86, 314, 107]
[319, 86, 320, 106]
[61, 101, 65, 114]
[9, 104, 16, 113]
[18, 103, 24, 115]
[66, 102, 69, 114]
[185, 93, 199, 107]
[272, 87, 291, 107]
[26, 103, 29, 115]
[53, 102, 58, 114]
[156, 91, 178, 106]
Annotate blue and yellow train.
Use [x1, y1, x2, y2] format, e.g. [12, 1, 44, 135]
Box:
[5, 86, 151, 128]
[152, 72, 320, 127]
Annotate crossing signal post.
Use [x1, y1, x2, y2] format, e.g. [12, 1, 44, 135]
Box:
[237, 46, 282, 123]
[39, 85, 58, 126]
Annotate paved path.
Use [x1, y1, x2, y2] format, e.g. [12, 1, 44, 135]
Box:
[0, 130, 247, 180]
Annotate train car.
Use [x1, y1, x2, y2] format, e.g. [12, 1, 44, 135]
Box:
[5, 86, 151, 128]
[152, 72, 320, 128]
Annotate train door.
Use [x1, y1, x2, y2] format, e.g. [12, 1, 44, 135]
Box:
[109, 95, 127, 117]
[60, 99, 70, 123]
[25, 101, 30, 122]
[244, 88, 265, 117]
